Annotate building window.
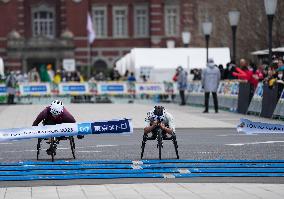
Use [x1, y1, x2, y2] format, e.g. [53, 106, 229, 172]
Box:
[134, 5, 149, 37]
[113, 6, 128, 38]
[32, 5, 55, 38]
[164, 5, 179, 36]
[92, 6, 107, 38]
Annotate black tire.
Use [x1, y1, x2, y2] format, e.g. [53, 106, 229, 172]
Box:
[36, 138, 41, 160]
[173, 135, 179, 159]
[70, 137, 76, 159]
[157, 129, 162, 160]
[141, 135, 146, 159]
[50, 138, 55, 162]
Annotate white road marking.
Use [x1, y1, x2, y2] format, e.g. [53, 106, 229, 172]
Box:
[0, 143, 13, 145]
[226, 141, 284, 146]
[96, 145, 118, 147]
[76, 151, 102, 153]
[216, 134, 256, 137]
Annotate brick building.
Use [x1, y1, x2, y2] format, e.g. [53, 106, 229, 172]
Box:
[0, 0, 283, 75]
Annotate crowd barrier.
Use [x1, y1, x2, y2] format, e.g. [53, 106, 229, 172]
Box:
[1, 80, 284, 119]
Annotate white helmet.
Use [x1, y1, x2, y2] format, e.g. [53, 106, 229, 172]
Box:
[50, 100, 64, 116]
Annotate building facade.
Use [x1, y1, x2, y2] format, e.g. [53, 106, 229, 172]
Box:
[0, 0, 283, 75]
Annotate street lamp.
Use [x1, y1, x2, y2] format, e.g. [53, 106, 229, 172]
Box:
[202, 21, 212, 63]
[228, 10, 240, 62]
[182, 31, 191, 47]
[264, 0, 278, 64]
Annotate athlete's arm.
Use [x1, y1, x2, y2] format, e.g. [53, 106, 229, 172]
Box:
[144, 121, 158, 134]
[32, 108, 48, 126]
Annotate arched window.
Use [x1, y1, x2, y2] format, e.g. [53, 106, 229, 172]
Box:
[32, 4, 55, 38]
[93, 59, 108, 72]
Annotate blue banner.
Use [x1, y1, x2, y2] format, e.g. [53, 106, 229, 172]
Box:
[101, 85, 124, 92]
[0, 85, 6, 95]
[59, 83, 89, 95]
[62, 85, 86, 92]
[23, 85, 47, 92]
[91, 119, 131, 134]
[19, 83, 50, 96]
[97, 82, 127, 94]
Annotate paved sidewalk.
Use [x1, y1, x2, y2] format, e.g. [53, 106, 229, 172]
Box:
[0, 103, 281, 129]
[1, 183, 283, 199]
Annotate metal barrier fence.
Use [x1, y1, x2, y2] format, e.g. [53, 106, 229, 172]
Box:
[1, 81, 284, 118]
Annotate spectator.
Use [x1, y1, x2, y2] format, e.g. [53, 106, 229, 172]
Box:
[191, 69, 202, 80]
[5, 70, 17, 104]
[47, 64, 54, 82]
[53, 70, 61, 84]
[233, 60, 265, 89]
[123, 70, 129, 81]
[142, 75, 148, 82]
[175, 66, 188, 106]
[201, 59, 220, 113]
[127, 72, 136, 82]
[39, 64, 50, 82]
[28, 67, 40, 82]
[110, 66, 121, 81]
[224, 61, 236, 80]
[263, 64, 278, 88]
[95, 72, 106, 81]
[218, 64, 225, 80]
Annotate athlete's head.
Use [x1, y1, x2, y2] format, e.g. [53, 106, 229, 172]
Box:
[153, 106, 166, 121]
[50, 100, 64, 116]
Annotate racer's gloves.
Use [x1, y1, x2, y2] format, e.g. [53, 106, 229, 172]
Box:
[77, 135, 84, 139]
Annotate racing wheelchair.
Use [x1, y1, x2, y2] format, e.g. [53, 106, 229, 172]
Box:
[36, 121, 76, 162]
[36, 136, 76, 162]
[140, 126, 179, 160]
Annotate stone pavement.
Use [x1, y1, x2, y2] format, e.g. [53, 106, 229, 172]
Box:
[1, 183, 283, 199]
[0, 103, 282, 129]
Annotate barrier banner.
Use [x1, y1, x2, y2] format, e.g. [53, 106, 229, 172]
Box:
[217, 81, 239, 96]
[0, 119, 133, 142]
[188, 81, 203, 94]
[135, 83, 165, 94]
[164, 82, 178, 94]
[19, 83, 51, 96]
[237, 118, 284, 134]
[0, 84, 6, 96]
[97, 82, 127, 95]
[59, 83, 89, 95]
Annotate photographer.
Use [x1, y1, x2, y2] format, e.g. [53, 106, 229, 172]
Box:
[144, 106, 175, 138]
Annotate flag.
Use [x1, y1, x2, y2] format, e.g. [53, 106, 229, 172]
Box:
[87, 12, 95, 44]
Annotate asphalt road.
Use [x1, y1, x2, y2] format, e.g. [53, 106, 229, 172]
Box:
[0, 128, 283, 161]
[0, 128, 283, 186]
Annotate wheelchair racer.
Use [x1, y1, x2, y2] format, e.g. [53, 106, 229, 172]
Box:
[32, 100, 83, 155]
[144, 106, 175, 138]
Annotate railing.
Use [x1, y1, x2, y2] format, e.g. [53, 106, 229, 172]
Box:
[1, 81, 284, 119]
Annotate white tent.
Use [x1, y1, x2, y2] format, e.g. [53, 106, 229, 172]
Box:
[251, 47, 284, 55]
[116, 47, 230, 82]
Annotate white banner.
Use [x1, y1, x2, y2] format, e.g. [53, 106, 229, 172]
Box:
[237, 118, 284, 134]
[97, 82, 127, 95]
[135, 83, 165, 94]
[0, 119, 133, 142]
[19, 83, 51, 96]
[58, 83, 89, 95]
